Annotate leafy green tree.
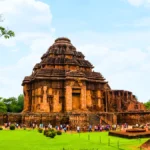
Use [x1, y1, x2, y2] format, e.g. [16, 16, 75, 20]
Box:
[0, 97, 7, 113]
[3, 97, 18, 112]
[144, 100, 150, 110]
[0, 102, 7, 113]
[17, 94, 24, 112]
[0, 14, 15, 38]
[0, 26, 15, 39]
[2, 95, 24, 113]
[0, 94, 24, 113]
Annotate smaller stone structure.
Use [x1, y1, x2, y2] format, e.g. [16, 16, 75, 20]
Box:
[109, 128, 150, 139]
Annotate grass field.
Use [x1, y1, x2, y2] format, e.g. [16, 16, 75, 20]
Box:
[0, 129, 149, 150]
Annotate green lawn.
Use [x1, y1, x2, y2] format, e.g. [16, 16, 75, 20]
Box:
[0, 129, 149, 150]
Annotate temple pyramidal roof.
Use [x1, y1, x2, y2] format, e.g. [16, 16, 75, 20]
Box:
[22, 37, 107, 85]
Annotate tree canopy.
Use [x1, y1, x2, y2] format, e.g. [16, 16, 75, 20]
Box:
[0, 94, 24, 113]
[0, 14, 15, 39]
[144, 100, 150, 110]
[0, 26, 15, 39]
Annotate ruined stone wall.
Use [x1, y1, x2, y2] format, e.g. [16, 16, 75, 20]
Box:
[105, 90, 145, 113]
[117, 113, 150, 125]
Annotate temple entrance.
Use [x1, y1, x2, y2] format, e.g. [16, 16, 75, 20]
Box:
[72, 93, 80, 110]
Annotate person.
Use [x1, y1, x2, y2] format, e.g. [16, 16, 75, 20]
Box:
[77, 126, 80, 133]
[60, 124, 63, 130]
[64, 127, 67, 132]
[66, 124, 69, 131]
[32, 123, 35, 129]
[55, 125, 58, 130]
[94, 125, 98, 131]
[114, 124, 116, 130]
[48, 123, 51, 129]
[16, 123, 19, 128]
[98, 124, 100, 131]
[88, 125, 92, 132]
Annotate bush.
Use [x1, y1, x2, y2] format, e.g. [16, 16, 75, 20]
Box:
[44, 130, 49, 136]
[49, 131, 56, 138]
[38, 128, 43, 133]
[43, 129, 56, 138]
[0, 126, 3, 130]
[10, 124, 15, 130]
[49, 128, 55, 132]
[57, 130, 62, 135]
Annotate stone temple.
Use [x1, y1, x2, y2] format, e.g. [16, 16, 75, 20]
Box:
[18, 37, 149, 127]
[1, 37, 149, 128]
[22, 37, 145, 113]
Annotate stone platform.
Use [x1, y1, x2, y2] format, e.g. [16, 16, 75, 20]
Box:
[109, 129, 150, 139]
[141, 139, 150, 149]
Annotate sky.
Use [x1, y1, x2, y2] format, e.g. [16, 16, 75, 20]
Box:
[0, 0, 150, 102]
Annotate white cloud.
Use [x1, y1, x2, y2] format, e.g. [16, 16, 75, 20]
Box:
[70, 31, 150, 102]
[127, 0, 150, 7]
[0, 0, 54, 98]
[127, 0, 144, 6]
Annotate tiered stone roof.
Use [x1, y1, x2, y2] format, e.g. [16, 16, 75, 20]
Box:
[22, 37, 107, 85]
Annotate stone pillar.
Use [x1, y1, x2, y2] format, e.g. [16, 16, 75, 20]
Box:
[97, 90, 102, 108]
[117, 97, 121, 112]
[43, 86, 47, 103]
[65, 85, 72, 111]
[118, 92, 121, 111]
[48, 88, 52, 95]
[113, 113, 117, 124]
[86, 90, 92, 107]
[105, 91, 108, 112]
[23, 84, 29, 112]
[80, 85, 86, 110]
[39, 86, 50, 112]
[53, 90, 61, 112]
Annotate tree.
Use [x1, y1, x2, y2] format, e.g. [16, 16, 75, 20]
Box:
[0, 14, 15, 38]
[3, 97, 18, 112]
[0, 97, 7, 113]
[144, 100, 150, 110]
[2, 94, 24, 113]
[0, 102, 7, 113]
[17, 94, 24, 112]
[0, 26, 15, 39]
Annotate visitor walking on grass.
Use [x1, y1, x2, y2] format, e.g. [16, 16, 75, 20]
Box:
[77, 126, 80, 133]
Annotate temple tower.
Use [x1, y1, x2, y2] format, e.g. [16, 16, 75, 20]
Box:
[22, 37, 109, 113]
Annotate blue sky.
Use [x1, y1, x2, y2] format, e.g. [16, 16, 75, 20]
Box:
[0, 0, 150, 102]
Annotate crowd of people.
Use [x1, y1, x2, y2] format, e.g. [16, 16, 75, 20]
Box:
[4, 122, 26, 129]
[2, 121, 132, 133]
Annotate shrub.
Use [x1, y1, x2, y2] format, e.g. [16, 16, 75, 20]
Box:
[46, 131, 51, 137]
[38, 128, 43, 133]
[10, 124, 15, 130]
[49, 131, 56, 138]
[44, 130, 49, 136]
[44, 129, 56, 138]
[0, 126, 3, 130]
[57, 130, 62, 135]
[49, 128, 55, 132]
